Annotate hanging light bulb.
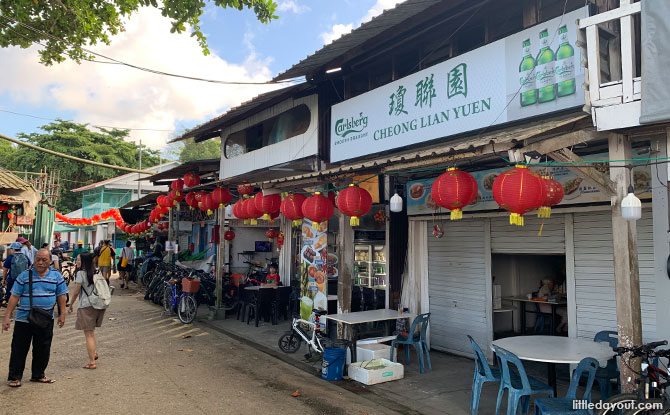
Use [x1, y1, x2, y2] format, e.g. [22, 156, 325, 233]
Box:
[621, 185, 641, 221]
[390, 192, 403, 213]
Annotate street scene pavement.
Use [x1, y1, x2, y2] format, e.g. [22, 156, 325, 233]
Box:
[0, 277, 404, 415]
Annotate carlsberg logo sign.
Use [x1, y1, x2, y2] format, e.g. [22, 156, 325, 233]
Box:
[335, 112, 368, 138]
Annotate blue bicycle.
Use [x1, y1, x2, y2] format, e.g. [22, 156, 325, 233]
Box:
[162, 275, 198, 324]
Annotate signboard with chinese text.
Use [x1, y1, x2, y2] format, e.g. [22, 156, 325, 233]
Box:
[330, 7, 588, 162]
[16, 215, 33, 225]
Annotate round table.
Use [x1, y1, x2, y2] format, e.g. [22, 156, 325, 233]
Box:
[492, 336, 615, 396]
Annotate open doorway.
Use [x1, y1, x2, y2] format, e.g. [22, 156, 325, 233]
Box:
[492, 254, 568, 339]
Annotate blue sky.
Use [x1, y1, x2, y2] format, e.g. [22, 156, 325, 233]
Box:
[0, 0, 394, 152]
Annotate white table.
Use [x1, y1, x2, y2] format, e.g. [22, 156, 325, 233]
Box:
[325, 309, 415, 362]
[492, 336, 614, 396]
[243, 285, 279, 291]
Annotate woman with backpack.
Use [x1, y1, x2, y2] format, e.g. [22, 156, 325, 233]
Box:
[68, 252, 107, 369]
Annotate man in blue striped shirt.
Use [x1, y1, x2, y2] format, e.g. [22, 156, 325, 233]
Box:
[2, 249, 68, 387]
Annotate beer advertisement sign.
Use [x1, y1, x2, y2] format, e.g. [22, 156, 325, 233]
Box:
[330, 7, 588, 163]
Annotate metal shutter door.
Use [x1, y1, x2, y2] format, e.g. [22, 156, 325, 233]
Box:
[491, 214, 565, 254]
[427, 219, 488, 357]
[573, 210, 657, 341]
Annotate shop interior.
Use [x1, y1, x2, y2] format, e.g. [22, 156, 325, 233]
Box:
[492, 254, 568, 339]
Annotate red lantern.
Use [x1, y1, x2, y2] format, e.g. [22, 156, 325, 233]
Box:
[269, 210, 280, 222]
[265, 228, 277, 242]
[169, 189, 184, 206]
[538, 176, 564, 218]
[277, 232, 285, 250]
[211, 188, 233, 208]
[255, 191, 281, 221]
[194, 191, 206, 208]
[245, 195, 263, 225]
[183, 172, 200, 188]
[157, 195, 171, 208]
[203, 193, 217, 215]
[159, 206, 170, 216]
[171, 179, 184, 196]
[232, 200, 246, 221]
[200, 193, 213, 213]
[302, 192, 334, 230]
[223, 230, 235, 242]
[337, 184, 372, 226]
[237, 181, 254, 198]
[431, 168, 478, 220]
[492, 165, 546, 226]
[280, 193, 307, 227]
[185, 192, 198, 210]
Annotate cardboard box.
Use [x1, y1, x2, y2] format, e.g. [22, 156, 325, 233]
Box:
[357, 343, 391, 362]
[348, 359, 404, 385]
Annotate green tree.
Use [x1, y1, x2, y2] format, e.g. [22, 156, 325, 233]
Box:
[179, 137, 221, 162]
[0, 139, 17, 161]
[0, 0, 278, 65]
[1, 120, 160, 213]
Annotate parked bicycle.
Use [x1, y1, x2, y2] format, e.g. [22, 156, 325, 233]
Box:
[278, 309, 332, 359]
[60, 260, 77, 285]
[596, 340, 670, 415]
[162, 274, 199, 324]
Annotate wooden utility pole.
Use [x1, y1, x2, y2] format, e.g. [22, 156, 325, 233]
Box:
[336, 211, 354, 340]
[609, 133, 642, 392]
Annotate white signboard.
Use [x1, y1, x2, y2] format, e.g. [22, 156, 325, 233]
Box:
[330, 7, 588, 162]
[165, 241, 178, 253]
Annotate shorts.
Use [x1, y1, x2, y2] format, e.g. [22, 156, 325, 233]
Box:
[99, 266, 111, 274]
[75, 306, 106, 330]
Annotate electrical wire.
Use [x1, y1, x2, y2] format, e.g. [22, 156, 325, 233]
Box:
[0, 109, 176, 132]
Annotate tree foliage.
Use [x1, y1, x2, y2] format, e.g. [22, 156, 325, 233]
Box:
[178, 137, 220, 162]
[0, 0, 278, 65]
[0, 120, 160, 213]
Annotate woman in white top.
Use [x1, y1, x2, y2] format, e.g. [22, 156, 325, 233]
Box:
[118, 241, 135, 289]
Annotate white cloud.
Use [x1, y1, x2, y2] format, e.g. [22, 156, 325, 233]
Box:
[277, 1, 310, 14]
[0, 7, 279, 149]
[319, 0, 402, 45]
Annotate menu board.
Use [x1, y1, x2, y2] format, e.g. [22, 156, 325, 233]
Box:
[407, 150, 653, 216]
[299, 218, 329, 322]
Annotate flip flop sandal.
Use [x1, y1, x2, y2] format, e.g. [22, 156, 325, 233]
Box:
[82, 364, 97, 370]
[30, 377, 56, 384]
[8, 380, 21, 388]
[95, 352, 99, 360]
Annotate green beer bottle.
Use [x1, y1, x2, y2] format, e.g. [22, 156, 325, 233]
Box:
[555, 25, 576, 97]
[535, 29, 556, 103]
[519, 38, 537, 106]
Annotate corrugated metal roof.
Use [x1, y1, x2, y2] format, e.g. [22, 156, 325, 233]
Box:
[0, 168, 34, 191]
[273, 0, 450, 81]
[169, 83, 314, 143]
[71, 161, 179, 192]
[143, 159, 220, 183]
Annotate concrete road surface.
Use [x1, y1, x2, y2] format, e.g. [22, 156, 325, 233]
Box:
[0, 280, 405, 415]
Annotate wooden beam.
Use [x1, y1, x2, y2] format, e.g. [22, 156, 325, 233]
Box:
[578, 2, 640, 28]
[608, 132, 642, 393]
[336, 211, 354, 340]
[547, 147, 617, 196]
[522, 0, 538, 28]
[517, 129, 605, 158]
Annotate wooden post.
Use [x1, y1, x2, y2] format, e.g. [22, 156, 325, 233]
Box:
[215, 206, 225, 309]
[522, 0, 538, 28]
[336, 211, 354, 340]
[609, 133, 643, 392]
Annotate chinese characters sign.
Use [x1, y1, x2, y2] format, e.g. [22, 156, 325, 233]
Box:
[330, 7, 588, 163]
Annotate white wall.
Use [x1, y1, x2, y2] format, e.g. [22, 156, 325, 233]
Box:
[227, 226, 279, 273]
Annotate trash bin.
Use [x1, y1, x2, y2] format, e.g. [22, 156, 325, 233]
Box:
[321, 347, 346, 381]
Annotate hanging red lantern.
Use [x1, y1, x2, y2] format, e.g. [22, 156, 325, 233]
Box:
[237, 181, 254, 198]
[211, 188, 233, 208]
[159, 206, 170, 216]
[223, 230, 235, 242]
[269, 210, 280, 223]
[277, 231, 285, 251]
[431, 168, 478, 220]
[492, 165, 546, 226]
[185, 192, 198, 210]
[337, 184, 372, 226]
[538, 176, 564, 218]
[199, 193, 212, 213]
[183, 172, 200, 188]
[280, 193, 307, 227]
[171, 179, 184, 196]
[245, 195, 263, 225]
[302, 192, 334, 230]
[204, 193, 218, 215]
[8, 209, 15, 220]
[157, 195, 171, 209]
[254, 191, 281, 221]
[194, 191, 206, 208]
[265, 228, 277, 242]
[169, 189, 184, 206]
[232, 199, 246, 222]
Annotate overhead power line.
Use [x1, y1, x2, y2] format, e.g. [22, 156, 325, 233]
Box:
[0, 109, 177, 132]
[0, 132, 155, 174]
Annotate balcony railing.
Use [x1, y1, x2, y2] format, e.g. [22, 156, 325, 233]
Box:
[578, 1, 641, 131]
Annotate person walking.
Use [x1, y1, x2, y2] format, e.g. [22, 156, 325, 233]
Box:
[94, 240, 114, 285]
[17, 237, 37, 265]
[68, 252, 104, 369]
[118, 241, 134, 289]
[2, 242, 30, 307]
[2, 249, 68, 387]
[72, 241, 86, 261]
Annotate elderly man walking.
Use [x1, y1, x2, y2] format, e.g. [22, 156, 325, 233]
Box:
[2, 249, 68, 387]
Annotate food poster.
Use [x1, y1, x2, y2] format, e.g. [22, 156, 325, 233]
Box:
[406, 149, 653, 216]
[300, 218, 329, 323]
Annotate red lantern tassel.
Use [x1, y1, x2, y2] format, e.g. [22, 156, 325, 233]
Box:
[312, 221, 319, 230]
[350, 216, 360, 226]
[510, 213, 524, 226]
[450, 209, 463, 220]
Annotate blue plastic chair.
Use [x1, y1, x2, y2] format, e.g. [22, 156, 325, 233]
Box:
[534, 357, 599, 415]
[468, 335, 502, 415]
[390, 313, 432, 373]
[493, 345, 554, 415]
[593, 331, 619, 400]
[533, 303, 554, 335]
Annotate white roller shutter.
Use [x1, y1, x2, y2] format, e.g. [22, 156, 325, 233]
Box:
[427, 219, 489, 357]
[573, 210, 657, 341]
[491, 214, 565, 254]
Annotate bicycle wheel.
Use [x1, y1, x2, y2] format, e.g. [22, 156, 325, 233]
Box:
[177, 295, 197, 324]
[623, 403, 668, 415]
[278, 332, 302, 353]
[596, 394, 644, 415]
[162, 286, 173, 314]
[62, 270, 71, 285]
